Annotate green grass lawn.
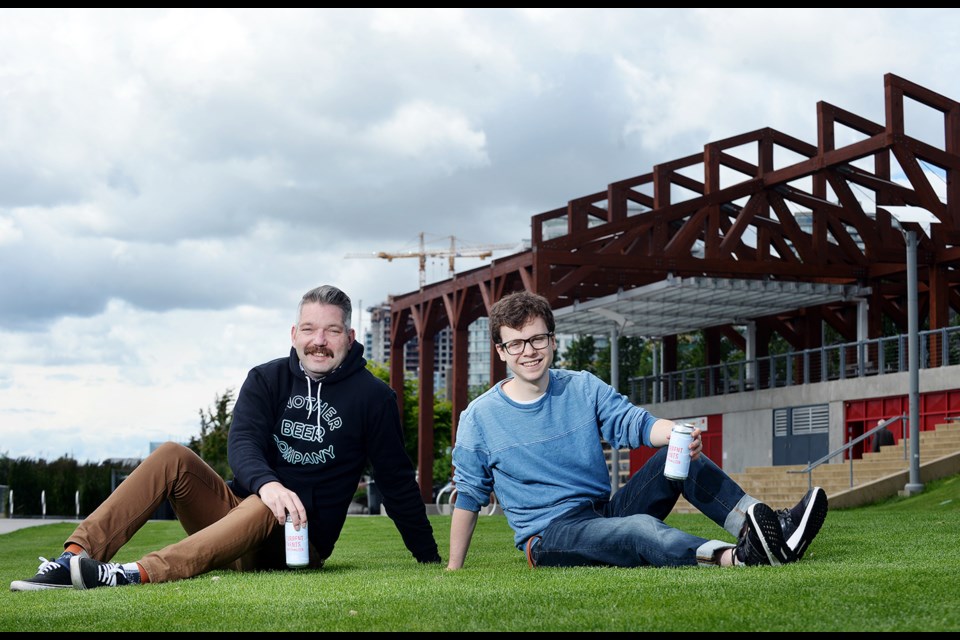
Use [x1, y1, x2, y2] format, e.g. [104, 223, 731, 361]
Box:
[2, 476, 958, 632]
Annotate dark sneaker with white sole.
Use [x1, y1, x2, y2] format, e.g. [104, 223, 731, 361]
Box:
[734, 502, 796, 566]
[777, 487, 828, 560]
[70, 556, 140, 589]
[10, 550, 88, 591]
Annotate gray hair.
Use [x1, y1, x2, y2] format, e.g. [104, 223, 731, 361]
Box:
[297, 285, 352, 328]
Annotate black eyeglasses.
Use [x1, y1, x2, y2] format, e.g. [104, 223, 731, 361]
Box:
[497, 332, 554, 355]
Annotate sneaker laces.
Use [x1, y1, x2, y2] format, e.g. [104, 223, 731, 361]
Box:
[733, 522, 751, 566]
[34, 557, 61, 575]
[97, 562, 127, 587]
[775, 507, 794, 528]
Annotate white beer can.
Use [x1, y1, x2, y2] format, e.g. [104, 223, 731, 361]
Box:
[285, 514, 309, 569]
[664, 423, 695, 481]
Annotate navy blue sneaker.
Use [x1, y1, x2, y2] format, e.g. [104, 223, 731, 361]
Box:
[70, 556, 141, 589]
[10, 551, 88, 591]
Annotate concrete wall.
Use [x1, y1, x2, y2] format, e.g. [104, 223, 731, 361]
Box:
[644, 364, 960, 475]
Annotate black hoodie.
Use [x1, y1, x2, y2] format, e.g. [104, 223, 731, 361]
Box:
[228, 341, 440, 563]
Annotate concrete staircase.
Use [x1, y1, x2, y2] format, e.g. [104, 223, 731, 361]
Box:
[604, 444, 631, 492]
[673, 420, 960, 513]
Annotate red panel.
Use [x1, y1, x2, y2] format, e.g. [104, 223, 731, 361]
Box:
[920, 389, 960, 430]
[844, 388, 960, 454]
[865, 398, 882, 415]
[703, 414, 723, 463]
[925, 392, 947, 415]
[949, 391, 960, 415]
[629, 444, 655, 474]
[882, 396, 905, 417]
[846, 400, 867, 421]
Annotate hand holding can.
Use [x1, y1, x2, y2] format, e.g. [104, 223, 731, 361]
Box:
[664, 423, 695, 480]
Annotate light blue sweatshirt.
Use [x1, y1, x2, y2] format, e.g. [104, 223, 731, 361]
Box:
[452, 369, 658, 550]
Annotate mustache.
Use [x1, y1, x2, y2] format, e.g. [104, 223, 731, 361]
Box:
[305, 346, 335, 357]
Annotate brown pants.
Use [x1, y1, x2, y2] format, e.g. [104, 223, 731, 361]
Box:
[67, 442, 292, 583]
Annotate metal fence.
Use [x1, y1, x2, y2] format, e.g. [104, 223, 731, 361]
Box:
[630, 325, 960, 404]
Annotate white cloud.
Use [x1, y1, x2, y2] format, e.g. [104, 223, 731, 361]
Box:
[0, 301, 290, 461]
[0, 8, 958, 462]
[0, 215, 22, 244]
[362, 101, 489, 175]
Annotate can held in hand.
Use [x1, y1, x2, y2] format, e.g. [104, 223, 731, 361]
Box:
[285, 514, 309, 569]
[664, 423, 695, 480]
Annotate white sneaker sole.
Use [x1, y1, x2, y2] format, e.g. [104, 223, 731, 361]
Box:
[787, 487, 828, 558]
[9, 579, 72, 591]
[747, 503, 784, 566]
[69, 554, 90, 590]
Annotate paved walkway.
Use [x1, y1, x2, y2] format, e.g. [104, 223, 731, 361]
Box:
[0, 502, 390, 536]
[0, 518, 79, 535]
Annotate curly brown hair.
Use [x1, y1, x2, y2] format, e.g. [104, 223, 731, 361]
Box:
[489, 290, 555, 344]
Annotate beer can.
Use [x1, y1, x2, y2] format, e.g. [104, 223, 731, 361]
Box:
[664, 423, 695, 480]
[285, 514, 309, 569]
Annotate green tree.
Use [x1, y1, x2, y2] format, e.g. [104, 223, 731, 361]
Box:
[77, 461, 114, 516]
[366, 361, 420, 462]
[559, 335, 598, 373]
[676, 332, 706, 370]
[468, 383, 490, 401]
[594, 335, 649, 395]
[189, 388, 235, 481]
[7, 456, 44, 517]
[46, 456, 79, 517]
[431, 398, 453, 487]
[366, 360, 452, 490]
[588, 330, 756, 400]
[0, 455, 112, 517]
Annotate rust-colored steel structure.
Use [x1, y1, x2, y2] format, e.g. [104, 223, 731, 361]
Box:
[388, 73, 960, 501]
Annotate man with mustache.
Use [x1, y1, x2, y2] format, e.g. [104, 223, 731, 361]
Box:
[11, 285, 440, 591]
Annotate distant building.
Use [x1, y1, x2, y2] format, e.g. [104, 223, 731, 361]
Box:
[365, 303, 392, 366]
[467, 317, 490, 390]
[365, 303, 492, 395]
[366, 303, 437, 379]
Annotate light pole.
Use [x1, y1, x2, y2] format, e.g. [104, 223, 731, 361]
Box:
[885, 206, 939, 497]
[610, 324, 620, 495]
[590, 306, 631, 495]
[904, 227, 922, 495]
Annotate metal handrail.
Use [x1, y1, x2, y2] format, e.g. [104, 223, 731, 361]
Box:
[787, 416, 906, 489]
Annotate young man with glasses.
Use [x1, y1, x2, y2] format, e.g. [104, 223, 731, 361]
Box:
[446, 290, 827, 571]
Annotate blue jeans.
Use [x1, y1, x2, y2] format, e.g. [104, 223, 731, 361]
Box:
[529, 448, 756, 568]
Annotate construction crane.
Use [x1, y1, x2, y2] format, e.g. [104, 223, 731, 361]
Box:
[345, 232, 521, 288]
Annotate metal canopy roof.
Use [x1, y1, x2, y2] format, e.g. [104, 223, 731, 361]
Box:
[553, 275, 871, 338]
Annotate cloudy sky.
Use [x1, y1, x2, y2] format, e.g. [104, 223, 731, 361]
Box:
[2, 8, 958, 464]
